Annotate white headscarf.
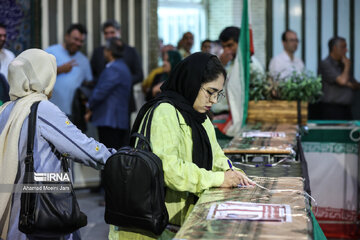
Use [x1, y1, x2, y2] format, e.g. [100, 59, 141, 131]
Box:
[0, 49, 57, 238]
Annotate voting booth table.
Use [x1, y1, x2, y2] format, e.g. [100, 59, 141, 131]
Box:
[174, 177, 314, 240]
[222, 123, 298, 163]
[302, 121, 360, 239]
[174, 123, 325, 240]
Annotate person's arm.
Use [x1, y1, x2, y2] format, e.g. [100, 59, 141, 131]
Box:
[150, 104, 247, 192]
[45, 46, 76, 75]
[57, 59, 78, 75]
[335, 57, 351, 86]
[150, 104, 224, 193]
[203, 118, 237, 171]
[349, 75, 360, 90]
[38, 101, 116, 169]
[203, 117, 250, 185]
[320, 57, 350, 87]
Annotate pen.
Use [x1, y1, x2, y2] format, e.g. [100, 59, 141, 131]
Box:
[265, 158, 288, 167]
[235, 162, 259, 168]
[228, 160, 242, 187]
[265, 164, 291, 167]
[227, 159, 234, 171]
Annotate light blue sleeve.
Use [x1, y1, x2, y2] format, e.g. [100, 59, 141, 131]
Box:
[82, 54, 93, 81]
[37, 101, 115, 169]
[86, 61, 93, 81]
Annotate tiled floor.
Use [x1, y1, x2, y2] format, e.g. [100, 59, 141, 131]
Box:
[76, 189, 109, 240]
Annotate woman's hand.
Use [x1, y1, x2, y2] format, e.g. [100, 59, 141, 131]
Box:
[220, 170, 254, 188]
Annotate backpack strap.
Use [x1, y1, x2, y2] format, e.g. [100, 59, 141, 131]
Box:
[135, 100, 173, 151]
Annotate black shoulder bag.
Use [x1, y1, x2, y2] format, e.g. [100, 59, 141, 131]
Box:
[18, 101, 87, 237]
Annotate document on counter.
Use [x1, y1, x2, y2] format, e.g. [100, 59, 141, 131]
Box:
[206, 201, 292, 222]
[242, 131, 286, 138]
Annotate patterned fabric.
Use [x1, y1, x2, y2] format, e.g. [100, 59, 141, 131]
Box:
[0, 0, 32, 55]
[303, 126, 358, 239]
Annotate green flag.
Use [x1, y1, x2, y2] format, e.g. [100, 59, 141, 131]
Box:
[225, 0, 251, 136]
[239, 0, 250, 125]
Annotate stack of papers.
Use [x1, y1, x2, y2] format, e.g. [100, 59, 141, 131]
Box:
[207, 201, 292, 222]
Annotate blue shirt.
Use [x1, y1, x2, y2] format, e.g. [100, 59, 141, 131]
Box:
[0, 100, 115, 240]
[45, 44, 93, 115]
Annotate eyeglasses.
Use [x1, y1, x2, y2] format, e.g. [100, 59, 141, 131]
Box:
[201, 87, 225, 102]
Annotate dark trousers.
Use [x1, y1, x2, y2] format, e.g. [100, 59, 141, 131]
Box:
[98, 126, 129, 190]
[320, 102, 353, 120]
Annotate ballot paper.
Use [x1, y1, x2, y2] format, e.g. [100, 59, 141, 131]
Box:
[207, 201, 292, 222]
[242, 131, 286, 138]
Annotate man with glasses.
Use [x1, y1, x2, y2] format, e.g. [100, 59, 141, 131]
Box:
[269, 29, 304, 80]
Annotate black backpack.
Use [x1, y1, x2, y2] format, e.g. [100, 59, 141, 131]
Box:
[104, 102, 169, 235]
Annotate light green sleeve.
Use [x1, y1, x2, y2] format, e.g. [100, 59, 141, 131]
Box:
[203, 117, 231, 172]
[150, 103, 224, 193]
[203, 117, 246, 174]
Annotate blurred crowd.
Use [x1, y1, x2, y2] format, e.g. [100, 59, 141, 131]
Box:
[1, 20, 358, 136]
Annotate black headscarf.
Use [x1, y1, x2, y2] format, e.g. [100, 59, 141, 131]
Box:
[132, 52, 215, 170]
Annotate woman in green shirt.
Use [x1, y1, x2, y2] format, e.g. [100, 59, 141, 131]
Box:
[109, 52, 252, 240]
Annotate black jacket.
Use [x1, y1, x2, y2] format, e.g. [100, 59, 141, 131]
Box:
[0, 73, 10, 103]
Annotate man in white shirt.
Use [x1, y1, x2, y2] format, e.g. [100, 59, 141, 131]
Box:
[269, 30, 304, 80]
[0, 23, 15, 80]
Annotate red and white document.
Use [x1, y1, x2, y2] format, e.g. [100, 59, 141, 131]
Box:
[207, 201, 292, 222]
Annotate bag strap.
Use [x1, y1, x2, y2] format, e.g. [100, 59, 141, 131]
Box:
[24, 101, 41, 183]
[131, 132, 152, 151]
[135, 100, 172, 150]
[25, 101, 69, 179]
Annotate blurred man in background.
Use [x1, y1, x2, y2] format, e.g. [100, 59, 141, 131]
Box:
[177, 31, 194, 59]
[91, 20, 143, 123]
[45, 23, 92, 119]
[268, 30, 304, 80]
[201, 39, 211, 53]
[318, 36, 359, 120]
[0, 23, 15, 80]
